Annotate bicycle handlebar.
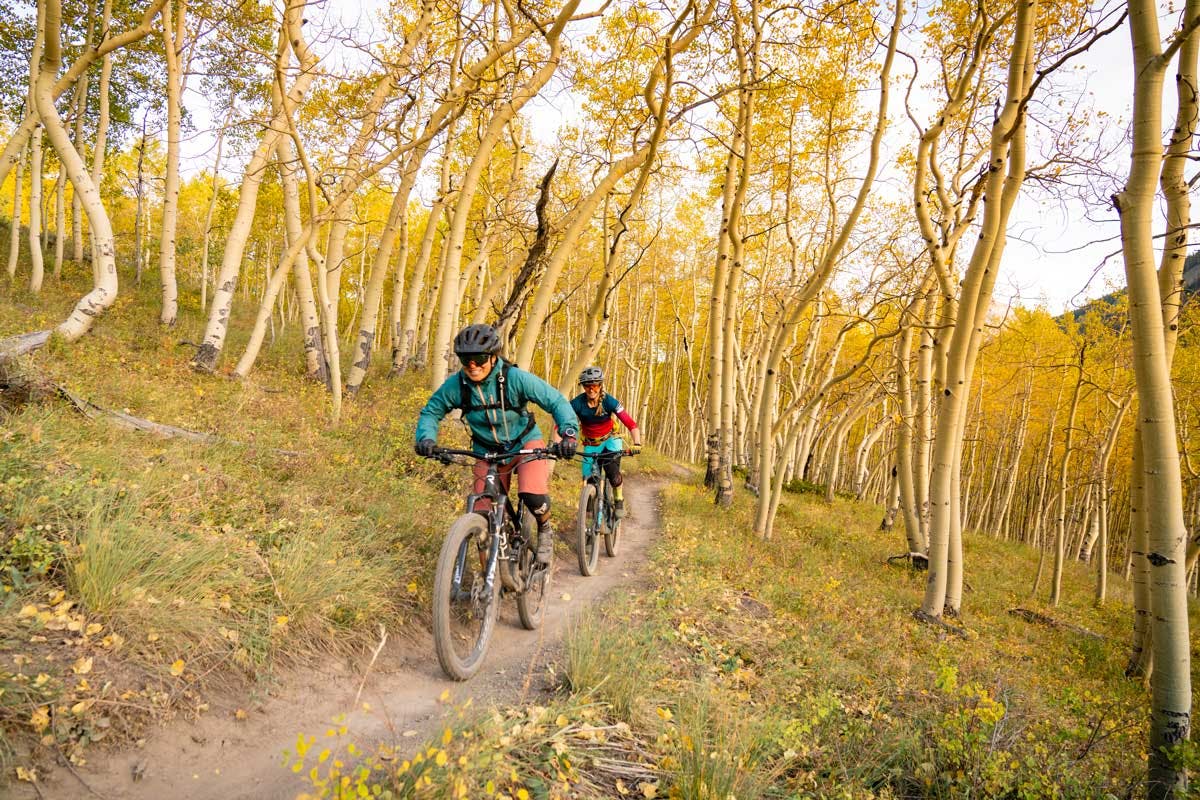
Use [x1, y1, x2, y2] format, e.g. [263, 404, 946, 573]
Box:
[582, 449, 639, 459]
[425, 446, 560, 464]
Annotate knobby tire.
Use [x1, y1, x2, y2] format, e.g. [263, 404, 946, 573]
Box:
[432, 514, 498, 681]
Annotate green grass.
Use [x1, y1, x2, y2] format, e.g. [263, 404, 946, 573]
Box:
[365, 478, 1194, 799]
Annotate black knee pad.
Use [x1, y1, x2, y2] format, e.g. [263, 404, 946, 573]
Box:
[520, 492, 551, 517]
[604, 458, 622, 485]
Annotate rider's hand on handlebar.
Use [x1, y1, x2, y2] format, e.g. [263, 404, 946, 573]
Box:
[415, 438, 437, 457]
[629, 443, 642, 455]
[552, 435, 578, 460]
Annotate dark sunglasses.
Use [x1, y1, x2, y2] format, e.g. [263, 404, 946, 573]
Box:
[459, 354, 491, 367]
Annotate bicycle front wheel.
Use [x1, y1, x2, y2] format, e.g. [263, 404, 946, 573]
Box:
[604, 483, 622, 557]
[432, 514, 498, 681]
[576, 482, 600, 576]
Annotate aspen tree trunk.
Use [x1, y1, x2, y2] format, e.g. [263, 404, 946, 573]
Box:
[346, 182, 411, 394]
[992, 376, 1032, 539]
[1050, 345, 1085, 606]
[199, 107, 231, 315]
[1094, 396, 1130, 605]
[428, 0, 581, 389]
[69, 5, 92, 264]
[133, 122, 146, 285]
[192, 2, 317, 372]
[53, 173, 64, 278]
[6, 146, 22, 279]
[716, 4, 756, 506]
[27, 132, 44, 292]
[855, 415, 888, 499]
[23, 3, 45, 295]
[1126, 0, 1200, 682]
[416, 237, 450, 368]
[276, 138, 326, 382]
[88, 0, 114, 284]
[915, 290, 936, 545]
[920, 0, 1035, 620]
[396, 152, 452, 371]
[896, 323, 926, 552]
[705, 143, 737, 490]
[37, 0, 119, 340]
[158, 0, 185, 325]
[1116, 1, 1197, 790]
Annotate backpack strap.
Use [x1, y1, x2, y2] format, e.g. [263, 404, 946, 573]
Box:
[461, 361, 537, 451]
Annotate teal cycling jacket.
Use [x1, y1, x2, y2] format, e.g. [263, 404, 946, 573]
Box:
[415, 359, 579, 454]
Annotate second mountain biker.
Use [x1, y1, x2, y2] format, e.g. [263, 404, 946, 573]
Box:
[415, 324, 580, 564]
[569, 366, 642, 518]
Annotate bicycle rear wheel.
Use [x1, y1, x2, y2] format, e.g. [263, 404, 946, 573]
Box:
[603, 483, 622, 557]
[432, 514, 498, 681]
[576, 482, 600, 576]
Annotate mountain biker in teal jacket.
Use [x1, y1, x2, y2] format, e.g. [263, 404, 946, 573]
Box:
[415, 324, 579, 564]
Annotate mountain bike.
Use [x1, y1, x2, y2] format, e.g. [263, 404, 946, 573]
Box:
[424, 446, 559, 681]
[576, 449, 635, 576]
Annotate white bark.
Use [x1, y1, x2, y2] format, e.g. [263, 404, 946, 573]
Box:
[37, 0, 120, 340]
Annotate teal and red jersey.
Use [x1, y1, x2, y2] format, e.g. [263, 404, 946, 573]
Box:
[569, 392, 637, 444]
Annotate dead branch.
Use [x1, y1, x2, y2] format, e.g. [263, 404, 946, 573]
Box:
[1007, 607, 1104, 641]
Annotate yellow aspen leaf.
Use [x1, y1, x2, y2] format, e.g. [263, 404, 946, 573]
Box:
[439, 689, 451, 703]
[85, 623, 103, 636]
[639, 781, 659, 798]
[29, 707, 50, 732]
[442, 728, 453, 745]
[17, 605, 38, 619]
[655, 707, 672, 721]
[407, 582, 418, 594]
[560, 593, 571, 602]
[318, 749, 331, 763]
[33, 674, 50, 688]
[234, 709, 248, 721]
[170, 660, 185, 677]
[555, 714, 568, 727]
[147, 632, 160, 642]
[615, 779, 630, 795]
[70, 699, 95, 715]
[16, 766, 37, 783]
[517, 790, 531, 800]
[485, 780, 496, 795]
[435, 750, 448, 767]
[72, 657, 93, 675]
[275, 615, 289, 628]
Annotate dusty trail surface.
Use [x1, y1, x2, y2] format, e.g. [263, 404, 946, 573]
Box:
[37, 480, 662, 800]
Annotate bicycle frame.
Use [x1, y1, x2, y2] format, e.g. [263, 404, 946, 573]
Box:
[581, 449, 632, 526]
[438, 447, 549, 599]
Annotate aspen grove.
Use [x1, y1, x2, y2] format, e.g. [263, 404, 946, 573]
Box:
[2, 0, 1199, 794]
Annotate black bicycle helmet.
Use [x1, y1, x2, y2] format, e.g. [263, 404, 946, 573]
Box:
[453, 323, 502, 356]
[578, 366, 604, 384]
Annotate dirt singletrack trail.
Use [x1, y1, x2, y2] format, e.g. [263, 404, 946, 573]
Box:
[35, 479, 664, 800]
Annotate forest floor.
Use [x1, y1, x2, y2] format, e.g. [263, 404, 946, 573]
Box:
[2, 270, 1199, 798]
[19, 480, 665, 800]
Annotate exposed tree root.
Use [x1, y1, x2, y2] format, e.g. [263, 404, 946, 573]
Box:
[886, 551, 929, 570]
[912, 608, 968, 637]
[1008, 607, 1104, 641]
